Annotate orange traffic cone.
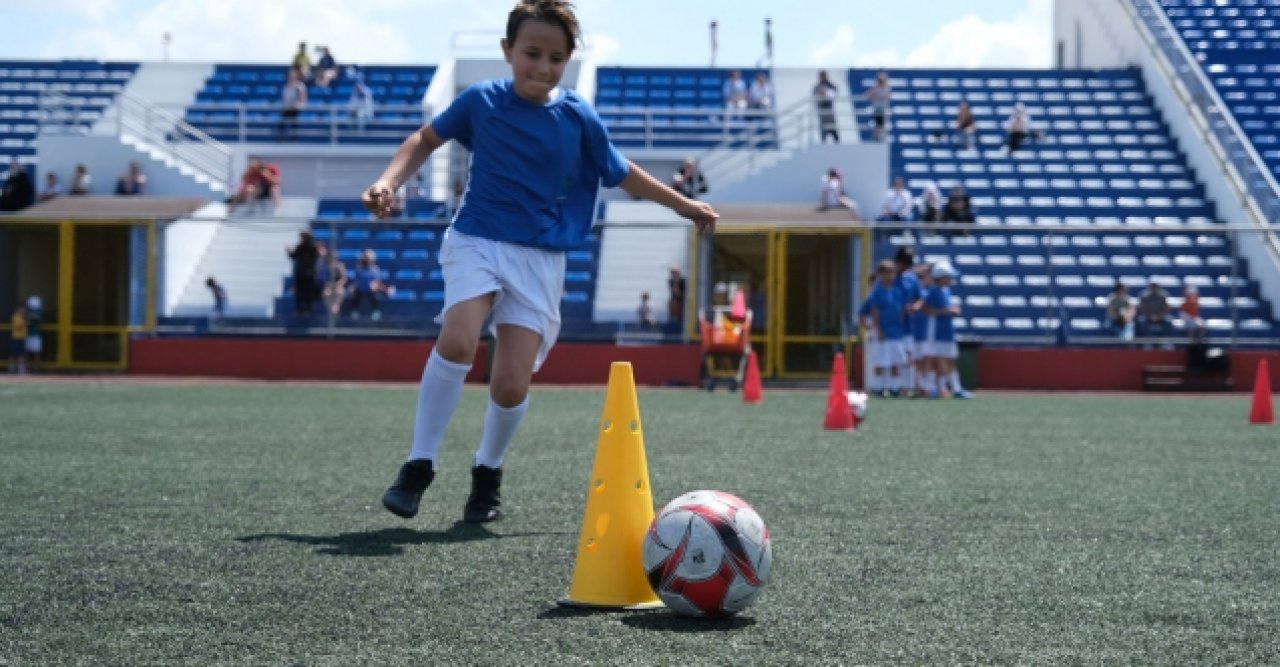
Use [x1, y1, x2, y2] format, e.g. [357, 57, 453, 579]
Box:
[1249, 358, 1274, 425]
[743, 350, 763, 404]
[558, 362, 664, 609]
[824, 353, 856, 431]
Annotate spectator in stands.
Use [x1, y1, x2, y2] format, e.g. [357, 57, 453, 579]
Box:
[1177, 285, 1205, 338]
[747, 72, 774, 110]
[637, 292, 656, 330]
[227, 159, 281, 214]
[286, 230, 320, 318]
[1005, 102, 1041, 153]
[672, 157, 708, 200]
[8, 302, 27, 374]
[942, 185, 975, 235]
[69, 164, 91, 195]
[953, 100, 977, 150]
[347, 67, 375, 131]
[723, 70, 747, 118]
[812, 70, 839, 143]
[1137, 280, 1171, 339]
[864, 71, 892, 143]
[277, 67, 308, 141]
[878, 176, 914, 222]
[318, 246, 348, 318]
[115, 161, 146, 195]
[1, 159, 35, 211]
[668, 265, 687, 334]
[291, 41, 312, 80]
[205, 276, 227, 321]
[38, 172, 61, 202]
[346, 249, 386, 320]
[314, 46, 338, 88]
[1106, 282, 1136, 341]
[917, 182, 942, 224]
[817, 167, 858, 217]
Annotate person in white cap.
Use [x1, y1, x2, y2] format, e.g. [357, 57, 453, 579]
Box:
[924, 261, 970, 399]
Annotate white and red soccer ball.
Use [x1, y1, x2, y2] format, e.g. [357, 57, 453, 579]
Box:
[642, 490, 772, 617]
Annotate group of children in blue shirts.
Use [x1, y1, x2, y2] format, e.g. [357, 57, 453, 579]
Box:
[860, 247, 971, 399]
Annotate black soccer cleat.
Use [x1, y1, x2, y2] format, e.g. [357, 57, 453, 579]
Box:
[463, 465, 503, 523]
[382, 459, 435, 519]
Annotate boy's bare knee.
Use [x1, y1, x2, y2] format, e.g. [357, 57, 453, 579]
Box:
[489, 380, 528, 408]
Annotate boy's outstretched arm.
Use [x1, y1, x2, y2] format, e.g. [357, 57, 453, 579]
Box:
[363, 124, 445, 218]
[618, 161, 718, 235]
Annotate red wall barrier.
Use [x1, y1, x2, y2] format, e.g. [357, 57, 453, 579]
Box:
[129, 338, 703, 386]
[130, 338, 1277, 391]
[977, 347, 1280, 391]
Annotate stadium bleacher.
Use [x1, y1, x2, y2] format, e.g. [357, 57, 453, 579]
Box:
[0, 60, 137, 173]
[1156, 0, 1280, 183]
[594, 67, 779, 148]
[184, 64, 435, 143]
[851, 67, 1275, 339]
[279, 208, 604, 322]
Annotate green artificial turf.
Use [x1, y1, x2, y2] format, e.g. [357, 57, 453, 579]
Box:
[1, 379, 1277, 665]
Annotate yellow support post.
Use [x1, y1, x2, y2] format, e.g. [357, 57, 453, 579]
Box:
[57, 221, 75, 369]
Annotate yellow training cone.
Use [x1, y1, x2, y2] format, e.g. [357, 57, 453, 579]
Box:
[557, 362, 663, 609]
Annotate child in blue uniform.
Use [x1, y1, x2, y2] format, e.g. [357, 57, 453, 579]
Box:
[866, 260, 909, 397]
[924, 262, 970, 399]
[364, 0, 719, 523]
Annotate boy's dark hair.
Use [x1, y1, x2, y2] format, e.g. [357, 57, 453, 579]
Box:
[893, 246, 914, 268]
[506, 0, 580, 54]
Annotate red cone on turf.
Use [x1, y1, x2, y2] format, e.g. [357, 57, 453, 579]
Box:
[743, 350, 763, 404]
[1249, 358, 1274, 425]
[824, 353, 856, 431]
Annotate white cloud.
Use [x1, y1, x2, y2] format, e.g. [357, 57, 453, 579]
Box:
[808, 24, 856, 66]
[806, 0, 1052, 69]
[903, 0, 1053, 68]
[586, 33, 621, 64]
[38, 0, 424, 64]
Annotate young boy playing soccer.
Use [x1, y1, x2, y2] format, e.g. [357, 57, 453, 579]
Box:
[363, 0, 718, 523]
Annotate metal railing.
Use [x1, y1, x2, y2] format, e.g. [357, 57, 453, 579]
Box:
[1126, 0, 1280, 235]
[171, 101, 432, 146]
[693, 95, 862, 188]
[108, 91, 235, 192]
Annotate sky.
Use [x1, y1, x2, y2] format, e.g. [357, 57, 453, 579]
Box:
[0, 0, 1055, 69]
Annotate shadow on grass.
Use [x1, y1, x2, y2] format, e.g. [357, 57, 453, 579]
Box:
[238, 521, 549, 557]
[621, 612, 756, 632]
[538, 606, 756, 632]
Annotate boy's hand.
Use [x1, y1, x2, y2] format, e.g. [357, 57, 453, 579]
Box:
[362, 180, 396, 218]
[677, 200, 719, 235]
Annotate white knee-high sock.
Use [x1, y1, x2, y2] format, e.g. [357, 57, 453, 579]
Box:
[950, 370, 964, 392]
[474, 397, 529, 469]
[407, 349, 472, 463]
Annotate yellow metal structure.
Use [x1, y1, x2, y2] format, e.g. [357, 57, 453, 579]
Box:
[0, 218, 157, 371]
[558, 362, 663, 609]
[688, 224, 871, 380]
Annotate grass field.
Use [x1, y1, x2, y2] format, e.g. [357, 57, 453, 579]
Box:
[1, 377, 1277, 665]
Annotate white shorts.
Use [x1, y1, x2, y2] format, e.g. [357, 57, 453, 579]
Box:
[874, 338, 909, 368]
[926, 341, 959, 359]
[437, 228, 565, 373]
[25, 335, 41, 354]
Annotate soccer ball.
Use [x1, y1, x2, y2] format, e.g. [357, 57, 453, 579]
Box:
[642, 490, 772, 617]
[847, 391, 868, 420]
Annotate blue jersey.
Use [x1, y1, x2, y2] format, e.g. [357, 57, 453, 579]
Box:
[925, 285, 956, 342]
[431, 79, 630, 250]
[894, 270, 922, 335]
[867, 283, 907, 340]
